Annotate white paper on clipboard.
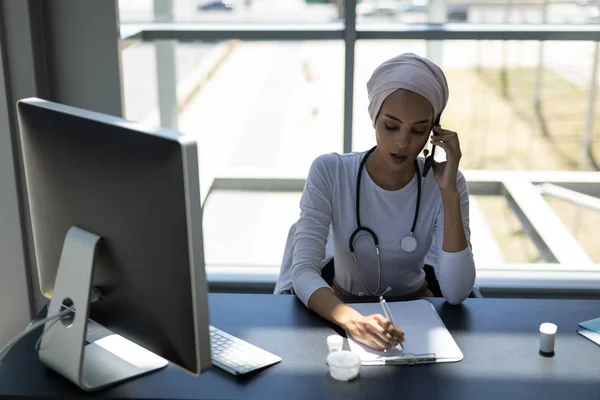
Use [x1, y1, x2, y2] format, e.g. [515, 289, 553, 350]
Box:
[346, 299, 463, 365]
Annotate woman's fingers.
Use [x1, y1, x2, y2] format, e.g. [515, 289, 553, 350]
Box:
[373, 314, 405, 343]
[432, 128, 458, 143]
[387, 324, 405, 343]
[433, 126, 457, 136]
[366, 317, 399, 348]
[364, 323, 393, 349]
[430, 139, 451, 153]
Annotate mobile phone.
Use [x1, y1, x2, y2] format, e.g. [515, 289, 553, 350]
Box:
[422, 116, 441, 177]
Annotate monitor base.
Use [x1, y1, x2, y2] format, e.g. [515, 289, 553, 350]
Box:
[37, 226, 168, 392]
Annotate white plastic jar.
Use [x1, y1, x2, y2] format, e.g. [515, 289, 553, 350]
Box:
[326, 350, 361, 381]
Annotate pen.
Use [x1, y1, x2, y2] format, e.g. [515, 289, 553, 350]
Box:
[379, 296, 403, 352]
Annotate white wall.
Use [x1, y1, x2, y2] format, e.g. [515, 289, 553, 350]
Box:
[0, 1, 35, 349]
[0, 0, 123, 350]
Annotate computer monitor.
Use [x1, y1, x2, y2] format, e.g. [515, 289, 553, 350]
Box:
[16, 97, 212, 391]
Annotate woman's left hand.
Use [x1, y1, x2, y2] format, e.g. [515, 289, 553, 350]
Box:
[430, 126, 462, 194]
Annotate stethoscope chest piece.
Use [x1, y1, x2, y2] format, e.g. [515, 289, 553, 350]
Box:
[400, 233, 418, 253]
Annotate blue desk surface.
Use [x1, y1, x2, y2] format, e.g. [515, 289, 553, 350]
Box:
[1, 294, 600, 399]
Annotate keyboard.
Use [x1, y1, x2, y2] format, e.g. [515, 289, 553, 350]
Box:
[209, 325, 281, 375]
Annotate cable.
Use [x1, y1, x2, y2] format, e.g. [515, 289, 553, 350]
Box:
[0, 306, 74, 360]
[0, 289, 103, 360]
[34, 315, 63, 352]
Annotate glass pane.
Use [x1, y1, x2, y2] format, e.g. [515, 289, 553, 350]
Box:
[121, 40, 343, 269]
[353, 40, 600, 172]
[121, 40, 225, 123]
[121, 40, 344, 199]
[121, 42, 158, 122]
[178, 40, 344, 188]
[475, 195, 542, 264]
[353, 39, 599, 269]
[203, 191, 301, 266]
[546, 196, 600, 264]
[119, 0, 153, 22]
[118, 0, 341, 24]
[357, 1, 598, 25]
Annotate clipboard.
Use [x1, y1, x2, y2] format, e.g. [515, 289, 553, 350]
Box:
[346, 299, 463, 365]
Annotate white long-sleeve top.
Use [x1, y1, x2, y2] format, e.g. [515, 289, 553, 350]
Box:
[291, 151, 476, 306]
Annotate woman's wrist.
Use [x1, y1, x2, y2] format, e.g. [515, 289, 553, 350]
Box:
[307, 287, 363, 330]
[441, 188, 460, 201]
[335, 306, 362, 330]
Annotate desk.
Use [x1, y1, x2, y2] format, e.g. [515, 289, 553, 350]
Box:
[1, 294, 600, 399]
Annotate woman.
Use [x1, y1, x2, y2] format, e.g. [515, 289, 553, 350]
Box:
[291, 53, 476, 351]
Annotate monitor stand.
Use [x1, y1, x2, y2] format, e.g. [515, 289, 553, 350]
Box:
[37, 226, 168, 392]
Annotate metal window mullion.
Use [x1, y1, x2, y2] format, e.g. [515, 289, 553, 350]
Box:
[538, 183, 600, 212]
[356, 24, 600, 41]
[154, 0, 178, 130]
[135, 23, 344, 41]
[128, 23, 600, 42]
[343, 0, 357, 154]
[582, 41, 599, 170]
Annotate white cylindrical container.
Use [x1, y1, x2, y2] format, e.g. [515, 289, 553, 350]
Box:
[539, 322, 557, 356]
[327, 350, 361, 381]
[327, 335, 344, 353]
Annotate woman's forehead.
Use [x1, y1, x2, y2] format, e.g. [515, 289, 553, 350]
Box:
[381, 90, 433, 120]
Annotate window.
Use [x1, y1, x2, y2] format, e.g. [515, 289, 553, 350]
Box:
[118, 0, 600, 294]
[118, 0, 341, 23]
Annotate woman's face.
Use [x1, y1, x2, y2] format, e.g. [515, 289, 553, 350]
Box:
[374, 89, 433, 173]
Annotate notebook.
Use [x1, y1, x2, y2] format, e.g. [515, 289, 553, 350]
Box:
[578, 317, 600, 334]
[345, 299, 463, 365]
[577, 317, 600, 347]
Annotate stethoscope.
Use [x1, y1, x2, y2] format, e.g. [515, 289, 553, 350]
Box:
[348, 145, 423, 297]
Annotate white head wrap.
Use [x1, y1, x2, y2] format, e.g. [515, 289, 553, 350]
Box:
[367, 53, 449, 127]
